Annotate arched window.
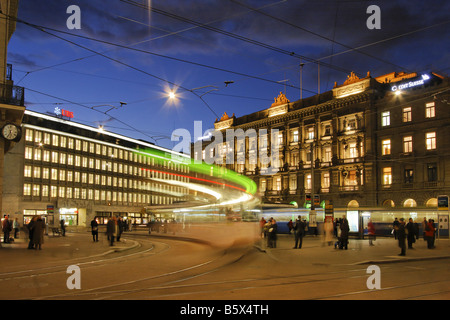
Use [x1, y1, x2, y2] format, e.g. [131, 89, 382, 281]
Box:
[403, 199, 417, 208]
[383, 199, 395, 208]
[425, 198, 437, 208]
[348, 200, 359, 208]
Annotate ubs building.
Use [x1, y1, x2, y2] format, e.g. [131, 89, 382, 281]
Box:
[2, 109, 191, 228]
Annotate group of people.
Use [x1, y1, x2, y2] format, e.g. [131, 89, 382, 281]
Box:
[2, 216, 20, 243]
[260, 217, 278, 248]
[394, 217, 436, 256]
[26, 216, 46, 250]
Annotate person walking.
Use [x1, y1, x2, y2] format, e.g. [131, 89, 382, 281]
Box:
[32, 216, 45, 250]
[425, 219, 436, 249]
[396, 218, 406, 256]
[116, 217, 124, 242]
[339, 216, 350, 250]
[367, 218, 376, 246]
[406, 218, 417, 249]
[293, 216, 305, 249]
[106, 216, 117, 246]
[91, 217, 99, 242]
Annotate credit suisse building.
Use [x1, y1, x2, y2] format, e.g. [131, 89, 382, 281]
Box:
[196, 71, 449, 230]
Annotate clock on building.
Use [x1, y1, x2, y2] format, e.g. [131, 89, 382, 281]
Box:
[1, 123, 21, 142]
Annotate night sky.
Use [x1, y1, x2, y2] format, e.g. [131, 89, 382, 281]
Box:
[6, 0, 450, 150]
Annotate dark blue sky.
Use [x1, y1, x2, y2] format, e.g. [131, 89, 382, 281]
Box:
[6, 0, 450, 149]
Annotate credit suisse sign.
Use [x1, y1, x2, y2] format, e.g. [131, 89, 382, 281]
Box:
[391, 74, 430, 92]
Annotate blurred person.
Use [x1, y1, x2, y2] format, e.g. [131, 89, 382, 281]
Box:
[32, 216, 45, 250]
[27, 217, 37, 249]
[425, 219, 436, 249]
[267, 219, 278, 248]
[60, 219, 66, 236]
[367, 218, 375, 246]
[2, 215, 12, 243]
[91, 217, 99, 242]
[117, 217, 124, 242]
[339, 216, 350, 250]
[396, 218, 406, 256]
[287, 219, 293, 234]
[393, 218, 400, 239]
[259, 217, 267, 239]
[13, 218, 20, 239]
[421, 217, 427, 241]
[406, 218, 417, 249]
[106, 216, 117, 246]
[323, 217, 334, 246]
[293, 216, 305, 249]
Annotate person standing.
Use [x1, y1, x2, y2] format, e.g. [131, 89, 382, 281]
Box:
[91, 217, 99, 242]
[116, 217, 124, 242]
[13, 218, 20, 239]
[27, 217, 36, 249]
[2, 215, 11, 243]
[406, 218, 417, 249]
[60, 219, 66, 236]
[32, 216, 45, 250]
[293, 216, 305, 249]
[393, 218, 400, 240]
[323, 217, 334, 246]
[267, 219, 278, 248]
[421, 217, 428, 241]
[259, 217, 267, 239]
[339, 216, 350, 250]
[425, 219, 436, 249]
[396, 218, 406, 256]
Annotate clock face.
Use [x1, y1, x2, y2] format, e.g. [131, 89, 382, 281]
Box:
[2, 124, 19, 141]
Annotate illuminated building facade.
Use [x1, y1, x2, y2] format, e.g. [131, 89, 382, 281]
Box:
[3, 110, 190, 227]
[196, 71, 450, 216]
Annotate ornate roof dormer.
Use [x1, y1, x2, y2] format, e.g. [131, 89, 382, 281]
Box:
[214, 112, 235, 130]
[268, 92, 289, 117]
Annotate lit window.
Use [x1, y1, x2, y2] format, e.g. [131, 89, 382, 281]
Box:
[307, 127, 314, 140]
[426, 132, 436, 150]
[381, 111, 390, 126]
[52, 134, 59, 147]
[383, 167, 392, 185]
[305, 174, 311, 190]
[25, 129, 33, 142]
[25, 147, 33, 160]
[403, 107, 412, 122]
[292, 130, 299, 142]
[24, 165, 32, 178]
[33, 167, 41, 179]
[32, 184, 40, 197]
[382, 139, 391, 155]
[403, 136, 413, 153]
[23, 183, 31, 196]
[425, 102, 435, 118]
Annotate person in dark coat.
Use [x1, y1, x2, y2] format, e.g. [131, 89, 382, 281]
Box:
[32, 216, 45, 250]
[60, 219, 66, 236]
[293, 216, 305, 249]
[267, 219, 278, 248]
[27, 217, 36, 249]
[106, 216, 117, 246]
[91, 217, 99, 242]
[339, 216, 350, 250]
[396, 218, 406, 256]
[406, 218, 417, 249]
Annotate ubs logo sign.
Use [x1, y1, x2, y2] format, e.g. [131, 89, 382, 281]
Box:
[54, 107, 74, 119]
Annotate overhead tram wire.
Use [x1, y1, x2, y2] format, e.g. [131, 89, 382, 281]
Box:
[119, 0, 356, 77]
[0, 13, 314, 99]
[229, 0, 411, 73]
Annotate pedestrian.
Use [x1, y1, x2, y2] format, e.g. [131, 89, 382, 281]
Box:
[323, 217, 334, 246]
[393, 218, 400, 239]
[259, 217, 267, 239]
[117, 217, 124, 242]
[287, 220, 293, 234]
[267, 219, 278, 248]
[13, 218, 20, 239]
[106, 216, 117, 246]
[425, 219, 436, 249]
[367, 218, 376, 246]
[406, 218, 417, 249]
[421, 217, 427, 241]
[293, 216, 305, 249]
[91, 217, 99, 242]
[396, 218, 406, 256]
[27, 217, 36, 249]
[2, 215, 12, 243]
[339, 216, 350, 250]
[60, 219, 66, 236]
[32, 216, 45, 250]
